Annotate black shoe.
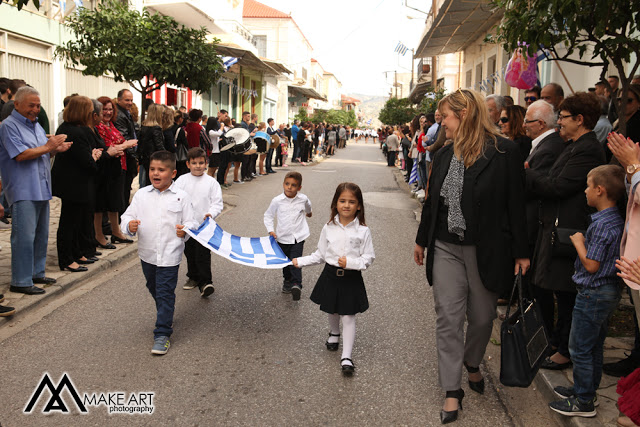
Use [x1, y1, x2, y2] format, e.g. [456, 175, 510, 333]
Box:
[282, 281, 292, 294]
[464, 362, 485, 394]
[291, 284, 301, 301]
[541, 357, 572, 370]
[440, 389, 464, 424]
[0, 294, 4, 303]
[60, 265, 88, 272]
[77, 258, 95, 264]
[111, 236, 134, 244]
[549, 396, 596, 417]
[603, 355, 640, 377]
[325, 332, 340, 351]
[9, 285, 45, 295]
[97, 242, 116, 249]
[200, 284, 214, 298]
[0, 304, 16, 317]
[93, 251, 102, 256]
[0, 217, 9, 224]
[32, 277, 57, 285]
[88, 256, 99, 262]
[341, 358, 355, 376]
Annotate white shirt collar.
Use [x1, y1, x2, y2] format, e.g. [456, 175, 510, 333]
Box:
[333, 214, 360, 228]
[530, 128, 556, 153]
[144, 182, 178, 194]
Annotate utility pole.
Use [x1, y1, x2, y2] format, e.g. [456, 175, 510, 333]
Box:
[395, 70, 398, 98]
[411, 48, 415, 92]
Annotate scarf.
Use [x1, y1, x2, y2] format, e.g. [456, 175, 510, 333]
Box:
[440, 154, 466, 240]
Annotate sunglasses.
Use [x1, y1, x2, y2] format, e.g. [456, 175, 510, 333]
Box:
[524, 96, 537, 102]
[499, 117, 509, 123]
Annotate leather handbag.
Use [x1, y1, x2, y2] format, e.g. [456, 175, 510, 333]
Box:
[175, 128, 188, 162]
[551, 212, 585, 258]
[500, 271, 550, 388]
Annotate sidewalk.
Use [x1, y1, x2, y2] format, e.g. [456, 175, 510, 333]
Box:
[394, 166, 633, 427]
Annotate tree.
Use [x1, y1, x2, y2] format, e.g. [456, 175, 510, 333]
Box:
[294, 107, 309, 122]
[55, 0, 224, 120]
[0, 0, 38, 10]
[489, 0, 640, 133]
[378, 98, 416, 126]
[417, 87, 446, 115]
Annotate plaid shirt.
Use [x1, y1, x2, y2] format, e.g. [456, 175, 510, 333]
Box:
[572, 207, 624, 288]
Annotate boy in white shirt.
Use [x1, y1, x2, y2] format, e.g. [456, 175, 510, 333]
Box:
[121, 151, 198, 355]
[264, 171, 312, 300]
[175, 147, 224, 297]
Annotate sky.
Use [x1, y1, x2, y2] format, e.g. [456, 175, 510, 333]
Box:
[258, 0, 428, 97]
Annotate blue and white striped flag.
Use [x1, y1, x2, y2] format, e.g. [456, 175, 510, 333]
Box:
[222, 56, 239, 71]
[185, 217, 292, 269]
[408, 159, 418, 184]
[394, 41, 409, 56]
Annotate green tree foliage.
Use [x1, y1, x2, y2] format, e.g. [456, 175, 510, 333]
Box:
[489, 0, 640, 133]
[56, 0, 224, 119]
[294, 107, 309, 122]
[418, 87, 446, 115]
[311, 109, 357, 127]
[0, 0, 38, 10]
[378, 98, 416, 126]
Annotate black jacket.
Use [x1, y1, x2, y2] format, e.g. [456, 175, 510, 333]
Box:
[52, 122, 99, 204]
[137, 125, 165, 167]
[415, 137, 529, 294]
[526, 131, 605, 291]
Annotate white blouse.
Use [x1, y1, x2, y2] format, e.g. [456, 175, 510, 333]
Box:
[297, 216, 375, 271]
[209, 129, 224, 153]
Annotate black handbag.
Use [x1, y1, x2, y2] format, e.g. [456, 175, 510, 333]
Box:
[500, 271, 550, 387]
[551, 211, 585, 258]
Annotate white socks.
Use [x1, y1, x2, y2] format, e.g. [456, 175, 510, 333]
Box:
[328, 313, 340, 344]
[340, 315, 356, 366]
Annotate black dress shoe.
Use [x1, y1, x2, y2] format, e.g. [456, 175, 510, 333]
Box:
[93, 251, 102, 256]
[97, 242, 116, 249]
[10, 285, 45, 295]
[88, 256, 99, 262]
[60, 265, 88, 272]
[603, 355, 640, 377]
[0, 304, 16, 317]
[464, 362, 485, 394]
[32, 277, 57, 285]
[341, 358, 355, 376]
[540, 357, 572, 370]
[77, 258, 95, 264]
[111, 236, 133, 244]
[325, 332, 340, 351]
[440, 389, 464, 424]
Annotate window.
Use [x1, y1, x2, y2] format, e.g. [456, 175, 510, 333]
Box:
[302, 67, 307, 81]
[254, 35, 267, 58]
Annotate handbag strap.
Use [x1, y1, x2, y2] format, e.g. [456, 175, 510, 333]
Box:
[505, 269, 524, 320]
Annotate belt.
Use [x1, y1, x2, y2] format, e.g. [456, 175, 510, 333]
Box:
[324, 263, 356, 277]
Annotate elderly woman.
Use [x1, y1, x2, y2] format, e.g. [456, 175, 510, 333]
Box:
[94, 96, 137, 248]
[414, 89, 529, 424]
[526, 92, 605, 370]
[53, 96, 103, 272]
[500, 105, 532, 162]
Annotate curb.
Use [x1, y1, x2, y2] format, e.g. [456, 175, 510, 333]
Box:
[0, 244, 138, 329]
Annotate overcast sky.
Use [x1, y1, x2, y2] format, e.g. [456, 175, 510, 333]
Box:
[260, 0, 427, 97]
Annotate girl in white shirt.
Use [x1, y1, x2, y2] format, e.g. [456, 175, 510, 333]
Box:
[293, 182, 375, 376]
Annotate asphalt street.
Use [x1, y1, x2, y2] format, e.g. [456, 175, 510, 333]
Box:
[0, 143, 516, 426]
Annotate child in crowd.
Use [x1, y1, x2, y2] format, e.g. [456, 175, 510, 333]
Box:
[121, 151, 198, 355]
[549, 165, 626, 417]
[264, 171, 312, 301]
[281, 139, 289, 167]
[292, 182, 375, 376]
[175, 147, 223, 297]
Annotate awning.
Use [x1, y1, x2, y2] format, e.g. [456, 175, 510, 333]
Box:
[214, 45, 281, 74]
[262, 59, 292, 75]
[414, 0, 503, 58]
[409, 81, 432, 104]
[145, 1, 225, 34]
[288, 85, 327, 101]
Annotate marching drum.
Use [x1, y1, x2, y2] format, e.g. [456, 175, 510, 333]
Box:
[269, 133, 280, 149]
[253, 131, 271, 154]
[220, 128, 252, 154]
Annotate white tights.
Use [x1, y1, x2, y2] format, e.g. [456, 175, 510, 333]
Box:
[328, 313, 356, 366]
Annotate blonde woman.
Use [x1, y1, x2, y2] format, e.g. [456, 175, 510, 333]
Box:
[161, 106, 177, 153]
[413, 89, 529, 424]
[137, 103, 165, 187]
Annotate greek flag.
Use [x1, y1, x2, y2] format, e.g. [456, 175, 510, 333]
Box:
[408, 159, 418, 184]
[185, 217, 292, 269]
[222, 57, 239, 71]
[394, 41, 409, 56]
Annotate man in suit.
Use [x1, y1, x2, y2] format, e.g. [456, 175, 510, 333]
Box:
[114, 89, 137, 210]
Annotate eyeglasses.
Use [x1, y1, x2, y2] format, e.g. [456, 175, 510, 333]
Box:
[523, 119, 539, 124]
[557, 114, 577, 121]
[524, 96, 537, 102]
[499, 117, 509, 123]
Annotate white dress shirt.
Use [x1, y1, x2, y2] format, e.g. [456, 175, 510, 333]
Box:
[296, 216, 375, 271]
[174, 173, 223, 223]
[263, 192, 312, 244]
[121, 183, 198, 267]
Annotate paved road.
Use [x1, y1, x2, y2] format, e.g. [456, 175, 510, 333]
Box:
[0, 143, 514, 426]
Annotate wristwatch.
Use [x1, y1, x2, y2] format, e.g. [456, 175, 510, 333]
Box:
[627, 164, 640, 175]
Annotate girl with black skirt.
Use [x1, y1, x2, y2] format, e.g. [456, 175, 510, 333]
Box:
[293, 182, 375, 376]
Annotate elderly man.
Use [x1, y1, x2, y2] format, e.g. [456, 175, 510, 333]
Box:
[0, 87, 72, 295]
[541, 83, 565, 111]
[114, 89, 137, 210]
[485, 94, 505, 127]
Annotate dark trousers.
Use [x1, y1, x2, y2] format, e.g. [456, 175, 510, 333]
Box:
[241, 155, 251, 179]
[387, 150, 397, 166]
[301, 141, 310, 162]
[57, 200, 94, 268]
[293, 142, 300, 160]
[275, 145, 283, 166]
[405, 157, 413, 180]
[250, 153, 258, 175]
[141, 261, 179, 338]
[217, 151, 230, 185]
[123, 153, 137, 212]
[184, 238, 212, 285]
[279, 240, 304, 286]
[265, 148, 274, 172]
[533, 285, 577, 358]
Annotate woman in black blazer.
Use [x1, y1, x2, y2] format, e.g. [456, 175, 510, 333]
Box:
[526, 92, 605, 370]
[53, 96, 103, 272]
[413, 89, 529, 424]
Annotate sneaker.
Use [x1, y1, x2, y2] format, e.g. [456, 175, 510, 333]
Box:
[282, 281, 292, 294]
[603, 355, 640, 377]
[183, 279, 197, 290]
[291, 284, 301, 301]
[0, 304, 16, 317]
[549, 396, 596, 417]
[553, 386, 599, 407]
[200, 283, 214, 298]
[233, 180, 244, 184]
[151, 336, 170, 355]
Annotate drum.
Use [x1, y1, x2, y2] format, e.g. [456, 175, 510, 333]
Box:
[254, 131, 271, 154]
[244, 142, 257, 155]
[269, 133, 280, 149]
[220, 128, 250, 153]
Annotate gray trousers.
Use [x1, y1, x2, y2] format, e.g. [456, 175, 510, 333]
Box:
[432, 240, 498, 391]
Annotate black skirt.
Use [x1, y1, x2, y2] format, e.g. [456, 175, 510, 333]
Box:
[310, 264, 369, 315]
